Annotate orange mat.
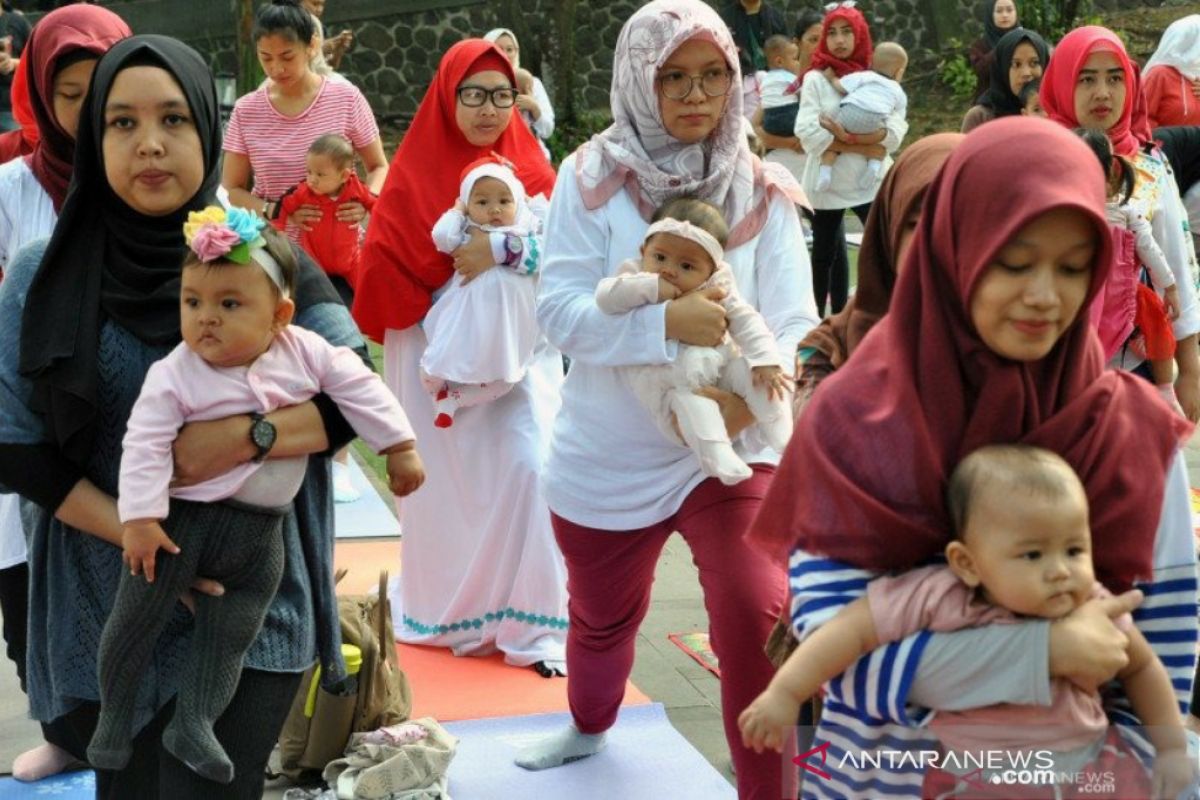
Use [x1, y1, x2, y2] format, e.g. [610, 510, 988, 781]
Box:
[333, 538, 651, 722]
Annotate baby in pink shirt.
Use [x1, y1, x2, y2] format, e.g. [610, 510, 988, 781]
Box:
[738, 445, 1195, 798]
[89, 208, 425, 784]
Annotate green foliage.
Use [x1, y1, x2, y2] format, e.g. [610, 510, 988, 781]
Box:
[938, 39, 977, 102]
[546, 109, 612, 167]
[1016, 0, 1095, 42]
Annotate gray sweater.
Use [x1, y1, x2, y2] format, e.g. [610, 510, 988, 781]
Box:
[0, 239, 355, 729]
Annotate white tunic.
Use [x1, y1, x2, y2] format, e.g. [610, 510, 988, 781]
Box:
[536, 155, 819, 531]
[0, 158, 55, 570]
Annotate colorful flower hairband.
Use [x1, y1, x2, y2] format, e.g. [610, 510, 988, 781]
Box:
[824, 0, 857, 10]
[183, 206, 288, 296]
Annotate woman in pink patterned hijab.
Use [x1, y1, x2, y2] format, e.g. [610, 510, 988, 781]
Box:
[575, 0, 804, 248]
[519, 2, 819, 797]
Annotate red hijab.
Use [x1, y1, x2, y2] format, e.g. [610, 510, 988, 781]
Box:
[750, 117, 1189, 592]
[808, 5, 873, 78]
[354, 40, 555, 341]
[0, 57, 35, 164]
[1040, 26, 1148, 158]
[22, 5, 130, 211]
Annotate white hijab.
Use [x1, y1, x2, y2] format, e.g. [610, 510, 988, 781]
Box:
[1145, 15, 1200, 81]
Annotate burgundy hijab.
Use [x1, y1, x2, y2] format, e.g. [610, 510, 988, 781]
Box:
[23, 4, 130, 211]
[751, 117, 1190, 592]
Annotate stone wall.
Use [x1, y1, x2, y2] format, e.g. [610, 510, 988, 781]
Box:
[69, 0, 1173, 123]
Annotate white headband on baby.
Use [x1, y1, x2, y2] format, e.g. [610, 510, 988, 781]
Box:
[459, 161, 527, 209]
[644, 217, 725, 269]
[248, 243, 289, 298]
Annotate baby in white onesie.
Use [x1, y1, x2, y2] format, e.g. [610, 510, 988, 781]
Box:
[594, 198, 793, 485]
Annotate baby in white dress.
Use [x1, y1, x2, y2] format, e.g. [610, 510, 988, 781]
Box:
[594, 198, 793, 485]
[423, 155, 546, 428]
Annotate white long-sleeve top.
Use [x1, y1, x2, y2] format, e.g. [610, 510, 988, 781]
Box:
[537, 155, 819, 530]
[595, 259, 782, 368]
[1107, 201, 1175, 290]
[118, 326, 415, 522]
[0, 159, 55, 270]
[526, 76, 555, 141]
[794, 69, 908, 210]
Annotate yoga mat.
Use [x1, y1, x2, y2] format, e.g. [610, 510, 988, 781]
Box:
[0, 770, 93, 799]
[441, 704, 735, 800]
[399, 642, 650, 722]
[667, 631, 720, 678]
[333, 457, 401, 539]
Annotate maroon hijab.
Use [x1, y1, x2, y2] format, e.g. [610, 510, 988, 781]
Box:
[23, 5, 130, 211]
[751, 117, 1190, 592]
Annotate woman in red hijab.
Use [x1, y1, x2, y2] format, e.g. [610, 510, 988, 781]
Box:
[353, 40, 567, 676]
[1041, 26, 1200, 424]
[750, 117, 1197, 796]
[795, 3, 906, 318]
[0, 3, 129, 784]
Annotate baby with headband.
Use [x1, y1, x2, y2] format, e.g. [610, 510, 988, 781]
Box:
[88, 207, 425, 785]
[595, 198, 793, 485]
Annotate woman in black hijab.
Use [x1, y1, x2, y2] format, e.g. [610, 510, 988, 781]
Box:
[967, 0, 1019, 101]
[0, 35, 354, 798]
[962, 27, 1049, 132]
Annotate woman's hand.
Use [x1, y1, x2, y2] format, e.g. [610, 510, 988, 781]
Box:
[694, 386, 755, 439]
[288, 202, 323, 232]
[1048, 590, 1142, 692]
[452, 231, 495, 286]
[664, 286, 728, 346]
[173, 415, 255, 488]
[179, 577, 226, 614]
[336, 200, 367, 224]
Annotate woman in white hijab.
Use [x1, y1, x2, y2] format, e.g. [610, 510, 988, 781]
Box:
[1144, 15, 1200, 128]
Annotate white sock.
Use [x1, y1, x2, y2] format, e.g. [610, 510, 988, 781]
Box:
[816, 164, 833, 192]
[514, 725, 606, 771]
[13, 742, 79, 782]
[332, 460, 360, 503]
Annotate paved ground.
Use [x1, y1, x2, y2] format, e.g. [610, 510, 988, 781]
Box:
[4, 430, 1199, 797]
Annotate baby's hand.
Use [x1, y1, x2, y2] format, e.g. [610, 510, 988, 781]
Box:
[385, 442, 426, 497]
[738, 685, 801, 754]
[122, 520, 180, 584]
[1163, 284, 1182, 321]
[657, 276, 681, 302]
[1151, 748, 1197, 800]
[753, 365, 792, 402]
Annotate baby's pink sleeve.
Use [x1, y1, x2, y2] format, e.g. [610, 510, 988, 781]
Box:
[118, 355, 190, 523]
[297, 329, 416, 453]
[866, 566, 984, 643]
[595, 259, 661, 314]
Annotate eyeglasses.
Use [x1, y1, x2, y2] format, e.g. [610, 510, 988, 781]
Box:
[456, 86, 517, 108]
[656, 68, 733, 101]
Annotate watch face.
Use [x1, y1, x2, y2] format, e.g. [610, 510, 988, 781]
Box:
[252, 418, 277, 451]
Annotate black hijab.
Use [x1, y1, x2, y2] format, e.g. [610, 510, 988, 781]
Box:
[978, 27, 1049, 116]
[19, 35, 339, 470]
[980, 0, 1017, 49]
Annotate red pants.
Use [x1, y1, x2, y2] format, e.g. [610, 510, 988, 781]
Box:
[551, 466, 787, 800]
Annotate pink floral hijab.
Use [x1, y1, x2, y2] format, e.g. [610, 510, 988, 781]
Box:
[576, 0, 804, 248]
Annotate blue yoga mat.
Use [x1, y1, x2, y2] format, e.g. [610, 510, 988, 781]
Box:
[333, 457, 401, 539]
[442, 703, 735, 799]
[0, 770, 93, 798]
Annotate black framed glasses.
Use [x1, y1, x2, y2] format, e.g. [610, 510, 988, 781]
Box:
[456, 85, 517, 108]
[656, 68, 733, 101]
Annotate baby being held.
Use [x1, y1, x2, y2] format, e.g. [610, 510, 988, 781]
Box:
[595, 198, 793, 485]
[759, 35, 804, 138]
[88, 208, 424, 784]
[818, 42, 908, 191]
[739, 445, 1195, 798]
[422, 155, 545, 428]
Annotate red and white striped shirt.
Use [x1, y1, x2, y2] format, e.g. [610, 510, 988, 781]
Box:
[223, 77, 379, 202]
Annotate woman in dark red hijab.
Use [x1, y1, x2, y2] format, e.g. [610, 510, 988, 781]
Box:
[353, 39, 567, 676]
[749, 117, 1196, 793]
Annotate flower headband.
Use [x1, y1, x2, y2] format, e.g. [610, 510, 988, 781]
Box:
[644, 217, 725, 269]
[824, 0, 856, 10]
[183, 206, 289, 297]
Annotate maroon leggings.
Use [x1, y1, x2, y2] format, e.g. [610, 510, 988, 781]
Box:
[551, 466, 787, 800]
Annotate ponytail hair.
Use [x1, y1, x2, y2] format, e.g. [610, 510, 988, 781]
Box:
[1075, 127, 1135, 206]
[253, 0, 316, 46]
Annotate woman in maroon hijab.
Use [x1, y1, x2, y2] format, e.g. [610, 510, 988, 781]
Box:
[750, 117, 1197, 795]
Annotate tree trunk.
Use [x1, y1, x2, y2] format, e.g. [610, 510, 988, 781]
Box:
[235, 0, 260, 97]
[551, 0, 578, 126]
